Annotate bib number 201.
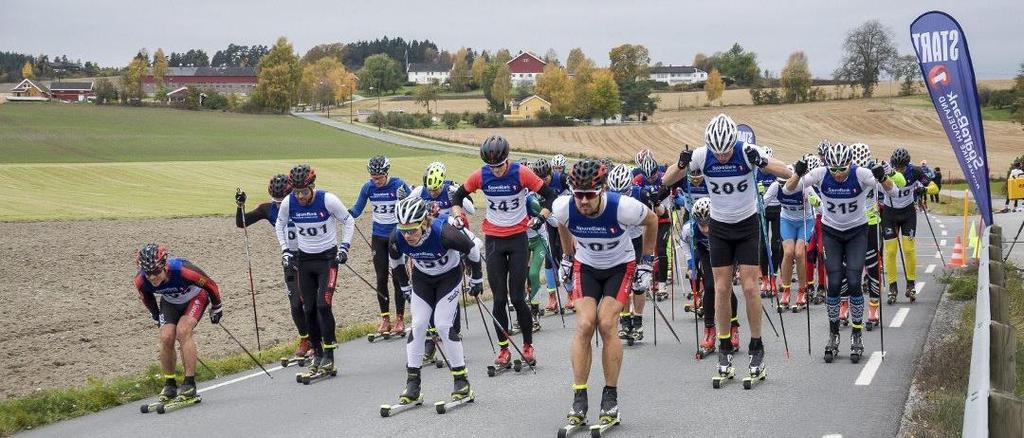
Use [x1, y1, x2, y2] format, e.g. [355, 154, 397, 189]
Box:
[298, 224, 329, 237]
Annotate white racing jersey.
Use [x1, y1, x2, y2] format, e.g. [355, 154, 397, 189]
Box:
[276, 190, 355, 253]
[785, 166, 892, 231]
[553, 192, 649, 269]
[763, 181, 817, 221]
[689, 142, 766, 224]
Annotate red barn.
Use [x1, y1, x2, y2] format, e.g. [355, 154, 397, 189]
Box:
[49, 82, 94, 102]
[144, 67, 257, 96]
[506, 51, 546, 86]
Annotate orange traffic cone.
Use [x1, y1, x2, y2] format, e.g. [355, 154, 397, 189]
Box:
[948, 235, 965, 268]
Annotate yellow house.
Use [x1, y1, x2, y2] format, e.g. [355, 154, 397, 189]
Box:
[507, 95, 550, 120]
[7, 79, 51, 101]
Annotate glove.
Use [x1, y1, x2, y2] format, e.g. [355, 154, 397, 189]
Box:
[281, 251, 295, 270]
[400, 284, 412, 300]
[794, 159, 808, 177]
[871, 161, 888, 182]
[633, 255, 655, 292]
[757, 181, 766, 194]
[744, 145, 767, 168]
[558, 255, 574, 286]
[808, 194, 821, 208]
[335, 243, 350, 264]
[528, 216, 544, 230]
[676, 148, 693, 170]
[447, 213, 465, 230]
[235, 190, 247, 207]
[209, 303, 223, 324]
[152, 313, 161, 327]
[882, 160, 893, 177]
[468, 276, 484, 296]
[396, 186, 408, 200]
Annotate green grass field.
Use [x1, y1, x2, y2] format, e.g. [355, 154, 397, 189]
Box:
[0, 103, 482, 221]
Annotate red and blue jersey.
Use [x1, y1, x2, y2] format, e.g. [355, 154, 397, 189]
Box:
[463, 162, 546, 237]
[134, 257, 221, 319]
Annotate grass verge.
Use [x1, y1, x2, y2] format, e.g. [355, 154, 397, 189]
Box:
[0, 322, 375, 435]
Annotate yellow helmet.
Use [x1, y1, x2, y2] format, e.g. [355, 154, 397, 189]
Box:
[425, 162, 447, 191]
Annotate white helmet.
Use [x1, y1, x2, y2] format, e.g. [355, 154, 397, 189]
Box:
[395, 196, 428, 225]
[704, 114, 738, 155]
[803, 154, 824, 170]
[551, 154, 567, 169]
[761, 145, 774, 159]
[817, 139, 832, 158]
[639, 156, 659, 179]
[824, 143, 853, 168]
[607, 164, 633, 194]
[692, 197, 712, 223]
[634, 149, 652, 167]
[849, 143, 872, 167]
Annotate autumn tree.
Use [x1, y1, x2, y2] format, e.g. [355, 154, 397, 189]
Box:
[254, 37, 302, 113]
[414, 80, 441, 113]
[566, 48, 593, 74]
[717, 43, 760, 86]
[571, 63, 595, 118]
[535, 63, 574, 115]
[152, 48, 169, 90]
[494, 49, 512, 65]
[780, 51, 812, 103]
[491, 64, 513, 112]
[543, 48, 560, 67]
[693, 53, 712, 73]
[21, 61, 33, 79]
[120, 50, 148, 103]
[704, 68, 724, 105]
[302, 43, 347, 65]
[588, 69, 621, 123]
[608, 44, 650, 84]
[358, 53, 402, 94]
[834, 20, 898, 97]
[301, 56, 357, 110]
[470, 56, 488, 89]
[449, 48, 471, 92]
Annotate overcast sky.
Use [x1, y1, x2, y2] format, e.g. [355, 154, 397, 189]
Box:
[4, 0, 1021, 78]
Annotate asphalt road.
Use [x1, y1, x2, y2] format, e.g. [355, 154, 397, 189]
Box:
[25, 211, 959, 438]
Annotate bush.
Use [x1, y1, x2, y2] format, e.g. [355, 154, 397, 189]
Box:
[368, 111, 433, 129]
[978, 86, 992, 106]
[808, 87, 828, 102]
[990, 89, 1019, 109]
[750, 87, 781, 105]
[202, 90, 229, 110]
[441, 111, 460, 129]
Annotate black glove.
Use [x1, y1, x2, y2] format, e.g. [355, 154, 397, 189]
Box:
[744, 145, 767, 168]
[281, 251, 295, 270]
[794, 159, 808, 177]
[235, 190, 247, 207]
[151, 313, 161, 327]
[528, 216, 544, 230]
[871, 162, 887, 182]
[335, 243, 350, 264]
[468, 277, 484, 296]
[676, 147, 693, 170]
[209, 304, 223, 324]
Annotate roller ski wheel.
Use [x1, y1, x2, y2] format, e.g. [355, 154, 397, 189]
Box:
[300, 369, 337, 385]
[155, 395, 200, 414]
[379, 396, 423, 417]
[486, 360, 520, 377]
[865, 319, 878, 331]
[696, 345, 716, 360]
[777, 302, 790, 313]
[140, 401, 163, 414]
[824, 332, 840, 364]
[589, 412, 621, 437]
[558, 421, 588, 438]
[367, 332, 394, 343]
[790, 303, 806, 313]
[434, 390, 474, 414]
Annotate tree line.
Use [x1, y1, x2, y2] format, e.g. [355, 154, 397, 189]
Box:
[1, 51, 113, 82]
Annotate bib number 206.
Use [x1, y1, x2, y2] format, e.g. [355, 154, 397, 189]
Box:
[709, 180, 748, 195]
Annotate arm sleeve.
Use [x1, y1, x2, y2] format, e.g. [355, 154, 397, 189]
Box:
[551, 196, 571, 227]
[452, 170, 481, 209]
[326, 193, 354, 247]
[348, 183, 369, 219]
[783, 168, 823, 195]
[180, 261, 221, 306]
[387, 232, 410, 287]
[763, 182, 780, 205]
[521, 168, 555, 210]
[235, 202, 271, 228]
[134, 274, 159, 320]
[275, 197, 291, 251]
[441, 224, 483, 278]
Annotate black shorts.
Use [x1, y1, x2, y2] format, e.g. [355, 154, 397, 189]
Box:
[881, 204, 916, 240]
[573, 261, 635, 306]
[158, 291, 209, 326]
[709, 213, 760, 267]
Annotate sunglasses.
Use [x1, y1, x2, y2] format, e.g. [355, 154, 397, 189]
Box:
[397, 224, 422, 235]
[829, 166, 848, 173]
[573, 190, 601, 200]
[487, 162, 507, 169]
[144, 268, 163, 277]
[370, 173, 387, 178]
[294, 187, 313, 196]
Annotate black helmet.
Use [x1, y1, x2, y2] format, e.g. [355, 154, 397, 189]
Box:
[480, 135, 510, 166]
[529, 158, 552, 179]
[137, 243, 168, 273]
[268, 174, 291, 199]
[890, 147, 911, 168]
[568, 160, 607, 191]
[289, 164, 316, 189]
[368, 155, 391, 175]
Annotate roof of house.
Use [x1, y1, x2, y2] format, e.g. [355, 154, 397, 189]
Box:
[507, 51, 546, 66]
[9, 78, 49, 93]
[167, 86, 189, 96]
[649, 65, 701, 75]
[49, 82, 93, 91]
[514, 95, 550, 107]
[155, 67, 257, 77]
[407, 62, 452, 73]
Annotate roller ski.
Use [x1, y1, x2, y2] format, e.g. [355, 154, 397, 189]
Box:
[865, 299, 880, 331]
[905, 280, 917, 303]
[824, 331, 841, 363]
[389, 314, 408, 338]
[617, 313, 632, 341]
[589, 387, 621, 437]
[367, 315, 395, 343]
[887, 283, 898, 305]
[280, 337, 313, 367]
[626, 317, 644, 346]
[434, 373, 474, 414]
[156, 384, 200, 414]
[380, 367, 424, 417]
[850, 331, 864, 364]
[558, 387, 589, 438]
[695, 326, 716, 359]
[296, 356, 336, 384]
[712, 349, 736, 389]
[486, 348, 522, 377]
[141, 381, 177, 413]
[791, 287, 807, 313]
[742, 347, 767, 390]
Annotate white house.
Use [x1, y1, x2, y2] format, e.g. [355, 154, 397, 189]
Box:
[649, 65, 708, 85]
[407, 63, 452, 85]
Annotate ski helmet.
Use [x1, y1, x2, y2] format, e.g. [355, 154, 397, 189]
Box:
[890, 147, 911, 168]
[568, 160, 607, 191]
[634, 148, 653, 167]
[692, 198, 712, 223]
[607, 164, 633, 194]
[368, 155, 391, 175]
[289, 164, 316, 189]
[817, 139, 832, 158]
[551, 154, 567, 169]
[803, 154, 824, 170]
[480, 135, 510, 165]
[424, 162, 447, 192]
[704, 114, 738, 155]
[529, 158, 552, 179]
[824, 143, 853, 168]
[267, 174, 292, 199]
[761, 145, 774, 159]
[639, 156, 659, 179]
[849, 143, 872, 167]
[137, 243, 168, 273]
[395, 196, 429, 225]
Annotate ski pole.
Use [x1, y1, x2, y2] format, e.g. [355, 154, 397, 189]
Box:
[648, 285, 682, 344]
[344, 263, 391, 304]
[197, 356, 216, 378]
[218, 323, 272, 379]
[236, 188, 262, 352]
[476, 300, 537, 374]
[429, 332, 452, 369]
[803, 196, 812, 356]
[1005, 218, 1024, 262]
[755, 174, 790, 358]
[876, 191, 886, 361]
[473, 299, 497, 354]
[354, 223, 373, 250]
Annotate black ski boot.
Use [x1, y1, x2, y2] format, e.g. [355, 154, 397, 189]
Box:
[850, 330, 865, 364]
[887, 283, 898, 304]
[712, 347, 736, 388]
[824, 330, 840, 363]
[177, 378, 197, 401]
[743, 342, 767, 389]
[905, 280, 917, 302]
[530, 302, 542, 332]
[617, 313, 632, 340]
[451, 370, 472, 401]
[566, 387, 588, 425]
[631, 315, 644, 341]
[400, 367, 422, 404]
[598, 386, 620, 424]
[159, 379, 177, 403]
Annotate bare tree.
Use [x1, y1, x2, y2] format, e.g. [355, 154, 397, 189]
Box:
[834, 20, 898, 97]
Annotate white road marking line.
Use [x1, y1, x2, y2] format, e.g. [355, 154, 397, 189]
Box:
[823, 435, 843, 438]
[942, 230, 948, 236]
[889, 308, 910, 328]
[916, 282, 926, 295]
[925, 264, 936, 274]
[855, 351, 885, 386]
[199, 365, 285, 394]
[938, 222, 945, 228]
[934, 251, 942, 258]
[940, 239, 947, 246]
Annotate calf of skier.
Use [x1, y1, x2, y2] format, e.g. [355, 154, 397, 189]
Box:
[683, 198, 740, 356]
[134, 243, 223, 403]
[762, 167, 818, 311]
[882, 147, 928, 303]
[555, 160, 658, 427]
[276, 164, 355, 376]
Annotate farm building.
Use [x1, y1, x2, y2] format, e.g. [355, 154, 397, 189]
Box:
[49, 82, 94, 102]
[506, 95, 550, 120]
[407, 62, 452, 84]
[649, 65, 708, 85]
[144, 67, 257, 96]
[7, 79, 51, 101]
[507, 51, 546, 86]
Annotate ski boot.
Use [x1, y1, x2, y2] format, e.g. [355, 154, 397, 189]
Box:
[157, 379, 200, 414]
[530, 302, 542, 332]
[368, 314, 392, 342]
[887, 283, 898, 305]
[866, 299, 880, 331]
[777, 285, 791, 312]
[158, 379, 177, 403]
[696, 326, 716, 359]
[564, 387, 588, 428]
[494, 347, 511, 367]
[850, 330, 864, 364]
[815, 284, 827, 304]
[730, 323, 741, 352]
[522, 343, 537, 367]
[400, 367, 423, 405]
[319, 356, 337, 374]
[593, 386, 621, 435]
[839, 297, 850, 326]
[618, 312, 633, 340]
[545, 290, 558, 313]
[391, 314, 406, 337]
[435, 369, 474, 414]
[824, 331, 840, 363]
[792, 287, 807, 312]
[743, 346, 767, 390]
[905, 280, 917, 302]
[712, 348, 736, 388]
[630, 315, 644, 343]
[176, 380, 197, 402]
[295, 336, 312, 358]
[296, 355, 321, 383]
[759, 276, 771, 298]
[565, 293, 576, 312]
[654, 282, 668, 301]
